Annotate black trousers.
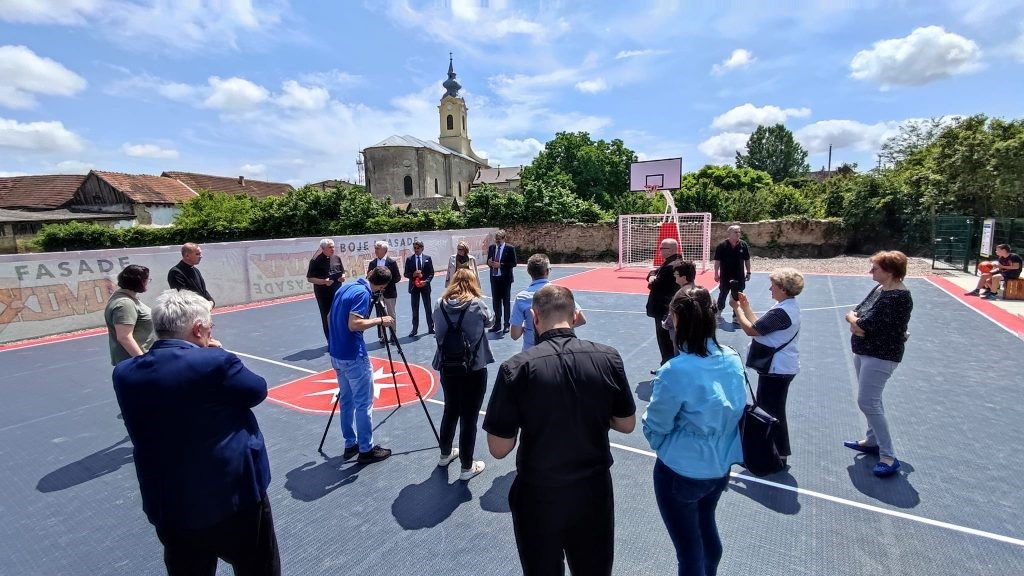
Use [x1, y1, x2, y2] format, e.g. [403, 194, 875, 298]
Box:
[157, 494, 280, 576]
[654, 317, 675, 365]
[438, 367, 487, 469]
[409, 287, 434, 332]
[756, 372, 795, 457]
[315, 291, 333, 341]
[509, 471, 615, 576]
[490, 276, 513, 328]
[716, 276, 745, 313]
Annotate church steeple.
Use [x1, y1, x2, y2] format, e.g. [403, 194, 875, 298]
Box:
[442, 53, 461, 98]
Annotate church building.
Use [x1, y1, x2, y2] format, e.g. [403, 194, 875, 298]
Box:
[363, 58, 488, 204]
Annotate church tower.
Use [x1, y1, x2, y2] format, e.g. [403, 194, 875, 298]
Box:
[438, 56, 488, 166]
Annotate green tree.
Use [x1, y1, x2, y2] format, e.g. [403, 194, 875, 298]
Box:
[519, 131, 637, 210]
[173, 190, 255, 238]
[735, 124, 810, 183]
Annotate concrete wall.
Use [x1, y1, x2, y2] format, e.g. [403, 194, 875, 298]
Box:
[0, 227, 496, 344]
[504, 218, 846, 263]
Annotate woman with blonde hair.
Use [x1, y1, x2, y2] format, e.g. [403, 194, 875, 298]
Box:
[432, 268, 495, 481]
[731, 267, 804, 466]
[445, 240, 480, 287]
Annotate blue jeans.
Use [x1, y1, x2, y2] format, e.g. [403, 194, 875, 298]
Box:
[333, 355, 374, 453]
[653, 459, 730, 576]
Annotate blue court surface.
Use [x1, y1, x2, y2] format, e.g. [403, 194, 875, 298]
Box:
[2, 266, 1022, 575]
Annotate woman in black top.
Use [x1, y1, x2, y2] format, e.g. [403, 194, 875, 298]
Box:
[306, 238, 345, 341]
[843, 250, 913, 478]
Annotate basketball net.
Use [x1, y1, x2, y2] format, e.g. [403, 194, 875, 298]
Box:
[646, 184, 682, 266]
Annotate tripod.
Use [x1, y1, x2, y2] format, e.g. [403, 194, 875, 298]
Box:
[318, 292, 440, 454]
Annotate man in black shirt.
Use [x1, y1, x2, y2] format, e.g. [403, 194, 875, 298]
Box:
[168, 242, 214, 305]
[646, 238, 682, 365]
[306, 238, 345, 341]
[484, 284, 636, 576]
[965, 243, 1022, 299]
[713, 225, 751, 321]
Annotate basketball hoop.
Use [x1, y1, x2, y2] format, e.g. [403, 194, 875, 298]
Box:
[644, 183, 661, 198]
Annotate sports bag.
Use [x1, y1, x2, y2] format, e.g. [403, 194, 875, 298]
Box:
[439, 305, 477, 374]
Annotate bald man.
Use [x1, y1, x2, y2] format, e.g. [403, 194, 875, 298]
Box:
[646, 238, 682, 365]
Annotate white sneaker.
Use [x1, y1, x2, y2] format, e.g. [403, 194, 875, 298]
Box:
[438, 448, 460, 467]
[459, 460, 485, 481]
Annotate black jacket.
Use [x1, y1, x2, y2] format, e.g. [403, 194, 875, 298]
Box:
[367, 257, 401, 299]
[645, 253, 681, 319]
[168, 261, 214, 303]
[403, 253, 435, 293]
[486, 242, 518, 282]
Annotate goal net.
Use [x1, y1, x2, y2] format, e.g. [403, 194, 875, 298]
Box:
[618, 213, 712, 271]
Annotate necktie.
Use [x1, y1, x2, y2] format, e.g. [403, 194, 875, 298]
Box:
[416, 256, 421, 270]
[495, 245, 503, 276]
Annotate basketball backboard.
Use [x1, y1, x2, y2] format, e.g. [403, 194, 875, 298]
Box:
[630, 158, 682, 192]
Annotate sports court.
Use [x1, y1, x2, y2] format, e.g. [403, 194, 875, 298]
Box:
[2, 264, 1023, 575]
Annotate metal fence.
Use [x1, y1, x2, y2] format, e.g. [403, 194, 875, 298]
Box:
[932, 215, 1024, 272]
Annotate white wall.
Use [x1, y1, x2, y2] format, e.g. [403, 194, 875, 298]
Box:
[146, 205, 180, 226]
[0, 227, 496, 343]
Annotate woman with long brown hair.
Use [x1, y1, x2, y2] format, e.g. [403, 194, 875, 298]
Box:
[431, 268, 495, 481]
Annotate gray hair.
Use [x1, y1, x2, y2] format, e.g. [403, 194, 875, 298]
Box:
[319, 238, 335, 249]
[153, 289, 212, 339]
[374, 240, 390, 251]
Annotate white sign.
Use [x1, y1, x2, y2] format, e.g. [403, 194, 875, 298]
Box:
[980, 218, 995, 257]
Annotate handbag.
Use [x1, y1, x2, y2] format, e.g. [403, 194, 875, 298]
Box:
[738, 370, 785, 477]
[745, 330, 798, 374]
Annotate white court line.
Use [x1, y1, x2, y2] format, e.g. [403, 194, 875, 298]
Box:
[240, 350, 1024, 548]
[231, 351, 319, 374]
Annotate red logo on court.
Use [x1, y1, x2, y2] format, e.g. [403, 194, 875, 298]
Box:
[267, 357, 436, 413]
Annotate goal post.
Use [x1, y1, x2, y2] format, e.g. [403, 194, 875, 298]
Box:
[617, 212, 712, 271]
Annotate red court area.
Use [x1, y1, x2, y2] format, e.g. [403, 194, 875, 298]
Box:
[555, 267, 717, 294]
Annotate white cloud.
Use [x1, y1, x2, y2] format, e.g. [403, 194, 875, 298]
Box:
[615, 49, 669, 60]
[276, 80, 329, 110]
[0, 0, 100, 25]
[53, 159, 92, 173]
[850, 26, 982, 89]
[1011, 27, 1024, 62]
[239, 163, 266, 177]
[203, 76, 269, 110]
[711, 103, 812, 132]
[490, 137, 544, 167]
[122, 143, 178, 159]
[698, 132, 749, 164]
[575, 78, 608, 94]
[0, 45, 87, 109]
[383, 1, 567, 52]
[711, 48, 756, 75]
[0, 170, 29, 177]
[489, 68, 580, 104]
[0, 117, 84, 152]
[298, 69, 361, 90]
[795, 119, 903, 154]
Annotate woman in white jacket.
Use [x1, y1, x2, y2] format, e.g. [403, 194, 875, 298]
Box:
[445, 240, 480, 287]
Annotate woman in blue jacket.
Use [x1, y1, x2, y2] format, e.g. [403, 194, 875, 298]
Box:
[643, 287, 746, 576]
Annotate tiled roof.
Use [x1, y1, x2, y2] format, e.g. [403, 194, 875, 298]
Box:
[309, 179, 355, 191]
[403, 196, 461, 212]
[473, 166, 522, 185]
[0, 175, 86, 209]
[92, 171, 197, 204]
[0, 208, 132, 223]
[365, 134, 479, 164]
[162, 171, 294, 198]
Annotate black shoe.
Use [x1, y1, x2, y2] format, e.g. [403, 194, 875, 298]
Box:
[427, 328, 435, 335]
[378, 338, 387, 345]
[502, 326, 510, 334]
[408, 329, 418, 337]
[343, 445, 359, 459]
[358, 445, 392, 464]
[489, 327, 502, 333]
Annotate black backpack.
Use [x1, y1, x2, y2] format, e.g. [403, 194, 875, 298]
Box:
[439, 305, 477, 374]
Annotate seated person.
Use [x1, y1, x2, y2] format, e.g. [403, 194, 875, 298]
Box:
[966, 244, 1022, 298]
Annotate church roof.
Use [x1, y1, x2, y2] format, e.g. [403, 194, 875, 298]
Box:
[474, 166, 523, 185]
[365, 134, 479, 164]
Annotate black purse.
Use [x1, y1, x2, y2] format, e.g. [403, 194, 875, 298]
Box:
[745, 330, 798, 374]
[738, 370, 785, 477]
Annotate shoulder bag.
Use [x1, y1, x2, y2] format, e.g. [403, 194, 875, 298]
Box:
[745, 329, 798, 374]
[738, 369, 785, 477]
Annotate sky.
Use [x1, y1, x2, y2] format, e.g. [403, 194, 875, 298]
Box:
[1, 0, 1023, 187]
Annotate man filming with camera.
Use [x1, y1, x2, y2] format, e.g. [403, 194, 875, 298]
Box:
[714, 224, 752, 323]
[328, 266, 396, 464]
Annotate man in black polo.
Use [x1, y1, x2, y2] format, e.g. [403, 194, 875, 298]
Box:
[713, 224, 751, 321]
[484, 284, 636, 576]
[646, 238, 682, 365]
[168, 242, 214, 305]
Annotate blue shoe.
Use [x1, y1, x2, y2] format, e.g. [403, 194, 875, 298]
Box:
[873, 459, 901, 477]
[843, 440, 880, 455]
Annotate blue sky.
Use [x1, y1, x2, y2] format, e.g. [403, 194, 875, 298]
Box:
[1, 0, 1022, 186]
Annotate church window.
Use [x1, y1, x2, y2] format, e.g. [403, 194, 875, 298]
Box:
[434, 179, 439, 195]
[404, 175, 413, 197]
[462, 115, 466, 130]
[458, 181, 462, 197]
[446, 115, 454, 130]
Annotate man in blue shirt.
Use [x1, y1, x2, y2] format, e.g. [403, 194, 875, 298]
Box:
[509, 253, 587, 351]
[329, 266, 395, 464]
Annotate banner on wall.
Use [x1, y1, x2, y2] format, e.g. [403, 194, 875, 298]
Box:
[0, 227, 496, 344]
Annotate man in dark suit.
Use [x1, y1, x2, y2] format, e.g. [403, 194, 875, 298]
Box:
[403, 240, 435, 336]
[168, 242, 215, 305]
[367, 240, 402, 344]
[112, 289, 279, 575]
[486, 229, 517, 333]
[646, 238, 682, 365]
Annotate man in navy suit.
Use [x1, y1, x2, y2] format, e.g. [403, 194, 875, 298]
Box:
[112, 289, 279, 576]
[403, 240, 435, 336]
[487, 229, 518, 333]
[367, 240, 402, 344]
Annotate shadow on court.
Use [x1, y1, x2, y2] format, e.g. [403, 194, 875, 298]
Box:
[36, 435, 133, 493]
[730, 470, 801, 515]
[846, 457, 920, 508]
[392, 466, 471, 530]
